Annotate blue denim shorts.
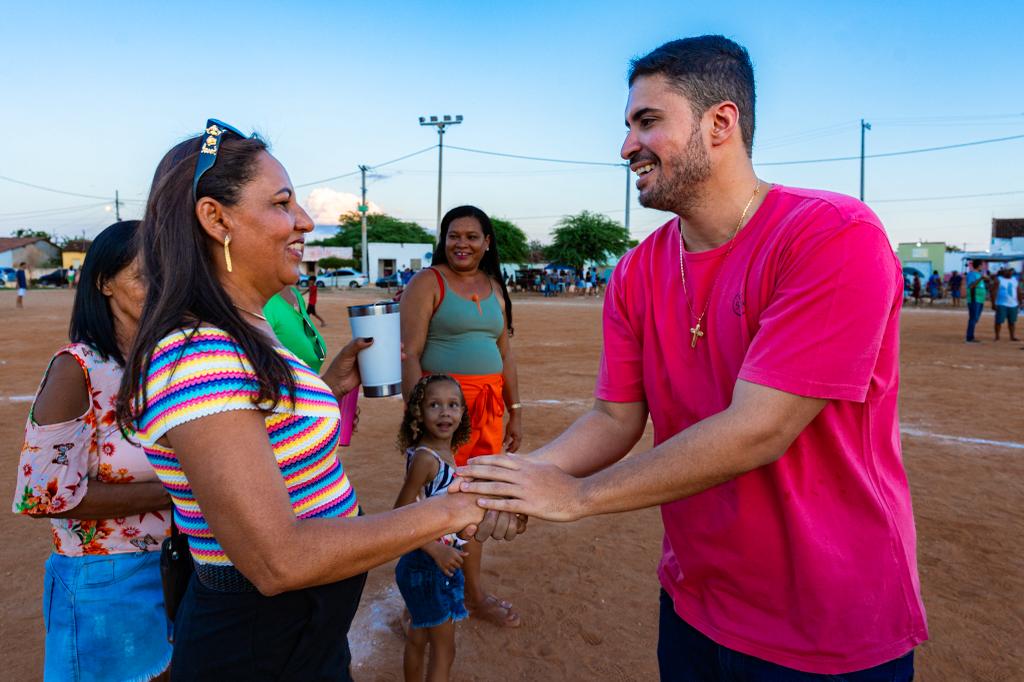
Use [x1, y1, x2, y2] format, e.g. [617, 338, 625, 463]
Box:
[395, 549, 468, 629]
[43, 551, 172, 682]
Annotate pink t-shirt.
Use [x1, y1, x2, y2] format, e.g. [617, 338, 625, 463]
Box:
[596, 185, 927, 674]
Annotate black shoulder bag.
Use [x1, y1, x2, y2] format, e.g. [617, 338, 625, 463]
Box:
[159, 520, 193, 636]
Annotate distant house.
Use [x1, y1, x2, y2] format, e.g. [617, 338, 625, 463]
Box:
[992, 218, 1024, 254]
[61, 239, 92, 270]
[0, 237, 61, 270]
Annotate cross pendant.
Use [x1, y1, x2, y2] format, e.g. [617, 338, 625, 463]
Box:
[689, 322, 704, 348]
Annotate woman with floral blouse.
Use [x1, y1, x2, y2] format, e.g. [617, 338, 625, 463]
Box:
[13, 220, 173, 681]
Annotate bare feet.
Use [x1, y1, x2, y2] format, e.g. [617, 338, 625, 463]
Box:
[468, 594, 522, 628]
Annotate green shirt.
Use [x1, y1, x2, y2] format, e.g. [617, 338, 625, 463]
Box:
[966, 271, 987, 304]
[264, 288, 327, 371]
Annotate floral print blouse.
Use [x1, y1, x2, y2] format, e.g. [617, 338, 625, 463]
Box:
[12, 343, 170, 555]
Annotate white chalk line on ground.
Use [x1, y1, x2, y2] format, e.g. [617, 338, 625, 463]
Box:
[900, 427, 1024, 451]
[6, 395, 1020, 449]
[347, 583, 404, 668]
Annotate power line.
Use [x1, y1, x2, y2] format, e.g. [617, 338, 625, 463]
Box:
[370, 145, 438, 169]
[294, 145, 437, 188]
[447, 145, 624, 167]
[0, 201, 110, 219]
[756, 132, 1024, 166]
[870, 189, 1024, 204]
[0, 174, 112, 200]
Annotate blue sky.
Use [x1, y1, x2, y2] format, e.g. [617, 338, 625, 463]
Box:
[1, 0, 1021, 250]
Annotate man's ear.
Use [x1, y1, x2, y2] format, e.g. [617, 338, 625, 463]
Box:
[195, 197, 230, 243]
[707, 101, 741, 149]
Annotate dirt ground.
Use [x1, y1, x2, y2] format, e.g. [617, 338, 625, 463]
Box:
[0, 288, 1021, 680]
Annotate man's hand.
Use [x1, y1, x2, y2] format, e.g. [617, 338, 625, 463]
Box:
[424, 543, 468, 577]
[456, 454, 586, 522]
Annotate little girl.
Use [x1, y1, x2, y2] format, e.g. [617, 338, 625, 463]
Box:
[394, 374, 474, 682]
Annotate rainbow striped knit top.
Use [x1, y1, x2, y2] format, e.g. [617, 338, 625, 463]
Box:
[135, 327, 359, 566]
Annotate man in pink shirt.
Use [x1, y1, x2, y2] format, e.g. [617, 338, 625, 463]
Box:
[458, 35, 927, 679]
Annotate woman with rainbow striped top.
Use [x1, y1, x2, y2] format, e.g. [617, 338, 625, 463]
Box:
[116, 122, 491, 680]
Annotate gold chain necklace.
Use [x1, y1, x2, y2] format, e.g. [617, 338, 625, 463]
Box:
[233, 304, 268, 322]
[678, 180, 761, 348]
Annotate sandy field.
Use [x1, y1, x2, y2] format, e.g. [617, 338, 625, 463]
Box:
[0, 288, 1021, 680]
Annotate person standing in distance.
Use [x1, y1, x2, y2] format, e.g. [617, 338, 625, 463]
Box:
[15, 262, 27, 308]
[457, 35, 926, 680]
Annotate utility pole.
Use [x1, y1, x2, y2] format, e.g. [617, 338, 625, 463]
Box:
[114, 190, 122, 221]
[418, 115, 463, 235]
[623, 164, 631, 233]
[859, 120, 871, 201]
[358, 165, 369, 275]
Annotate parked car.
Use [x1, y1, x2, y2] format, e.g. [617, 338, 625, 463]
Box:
[0, 267, 16, 287]
[298, 273, 327, 288]
[321, 268, 368, 288]
[36, 268, 68, 287]
[375, 272, 400, 289]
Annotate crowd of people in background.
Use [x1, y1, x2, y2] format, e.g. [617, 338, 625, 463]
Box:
[904, 260, 1021, 346]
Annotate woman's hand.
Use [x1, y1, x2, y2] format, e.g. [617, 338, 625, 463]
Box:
[503, 409, 523, 453]
[444, 482, 487, 536]
[321, 337, 372, 399]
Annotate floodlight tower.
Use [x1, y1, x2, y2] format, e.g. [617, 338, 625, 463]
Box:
[419, 114, 463, 235]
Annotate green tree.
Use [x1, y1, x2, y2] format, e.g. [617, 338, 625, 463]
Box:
[490, 217, 530, 264]
[310, 213, 435, 268]
[527, 240, 547, 264]
[545, 211, 631, 271]
[11, 228, 52, 240]
[317, 256, 347, 270]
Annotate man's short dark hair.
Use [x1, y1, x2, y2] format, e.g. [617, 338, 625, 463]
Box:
[629, 35, 755, 156]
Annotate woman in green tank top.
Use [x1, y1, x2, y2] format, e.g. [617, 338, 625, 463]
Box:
[263, 285, 327, 371]
[401, 205, 524, 628]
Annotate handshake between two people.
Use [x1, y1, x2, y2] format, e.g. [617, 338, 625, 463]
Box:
[446, 453, 589, 543]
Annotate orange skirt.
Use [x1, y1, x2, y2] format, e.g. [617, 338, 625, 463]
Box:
[444, 372, 505, 467]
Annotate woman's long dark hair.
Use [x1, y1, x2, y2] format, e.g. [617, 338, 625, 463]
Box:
[69, 220, 140, 366]
[116, 132, 295, 432]
[431, 205, 514, 335]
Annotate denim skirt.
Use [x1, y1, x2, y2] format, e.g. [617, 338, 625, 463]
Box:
[395, 549, 468, 629]
[43, 551, 171, 682]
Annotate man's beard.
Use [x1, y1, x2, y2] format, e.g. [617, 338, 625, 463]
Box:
[637, 122, 711, 217]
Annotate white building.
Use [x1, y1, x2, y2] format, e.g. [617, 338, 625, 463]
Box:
[367, 242, 435, 283]
[0, 237, 61, 269]
[302, 245, 353, 274]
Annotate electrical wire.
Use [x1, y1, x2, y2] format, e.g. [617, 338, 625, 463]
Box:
[447, 145, 625, 167]
[0, 201, 110, 219]
[756, 133, 1024, 166]
[0, 174, 112, 200]
[870, 189, 1024, 203]
[294, 145, 438, 188]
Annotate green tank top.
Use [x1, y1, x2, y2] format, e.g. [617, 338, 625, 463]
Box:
[421, 270, 505, 376]
[263, 288, 327, 371]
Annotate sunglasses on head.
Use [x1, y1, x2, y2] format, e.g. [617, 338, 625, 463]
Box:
[192, 119, 252, 202]
[302, 316, 327, 363]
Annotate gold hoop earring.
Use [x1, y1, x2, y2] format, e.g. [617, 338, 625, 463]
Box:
[223, 234, 233, 273]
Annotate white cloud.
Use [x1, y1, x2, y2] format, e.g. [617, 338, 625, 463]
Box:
[302, 187, 383, 226]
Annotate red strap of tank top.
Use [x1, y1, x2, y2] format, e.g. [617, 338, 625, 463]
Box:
[429, 267, 445, 317]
